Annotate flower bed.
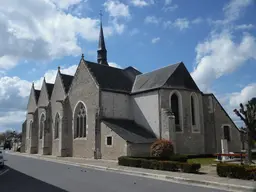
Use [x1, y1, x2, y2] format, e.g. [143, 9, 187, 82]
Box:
[118, 156, 201, 173]
[217, 163, 256, 180]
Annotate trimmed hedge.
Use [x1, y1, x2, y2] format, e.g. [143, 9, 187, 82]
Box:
[118, 156, 201, 173]
[217, 163, 256, 180]
[131, 154, 188, 162]
[186, 154, 215, 159]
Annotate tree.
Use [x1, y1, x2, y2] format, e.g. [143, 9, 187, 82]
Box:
[234, 97, 256, 164]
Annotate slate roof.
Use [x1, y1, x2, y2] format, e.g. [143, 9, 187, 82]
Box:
[102, 118, 156, 143]
[132, 63, 180, 93]
[123, 66, 142, 82]
[132, 62, 200, 93]
[60, 73, 74, 93]
[85, 60, 139, 93]
[45, 83, 54, 99]
[34, 90, 41, 103]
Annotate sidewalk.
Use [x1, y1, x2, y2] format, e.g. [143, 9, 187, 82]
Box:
[8, 152, 256, 192]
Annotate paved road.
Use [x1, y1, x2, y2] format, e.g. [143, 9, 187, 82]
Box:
[0, 153, 227, 192]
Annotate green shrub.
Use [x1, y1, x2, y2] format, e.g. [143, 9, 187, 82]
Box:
[179, 162, 201, 173]
[159, 161, 179, 172]
[133, 154, 188, 162]
[216, 163, 256, 180]
[150, 139, 174, 158]
[169, 154, 188, 162]
[118, 156, 141, 167]
[187, 154, 215, 159]
[118, 156, 200, 173]
[141, 159, 155, 169]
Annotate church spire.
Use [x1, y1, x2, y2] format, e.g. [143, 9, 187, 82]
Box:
[97, 10, 108, 66]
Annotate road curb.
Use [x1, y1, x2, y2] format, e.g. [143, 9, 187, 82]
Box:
[7, 152, 255, 192]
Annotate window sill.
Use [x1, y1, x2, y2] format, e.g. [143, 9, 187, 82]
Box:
[74, 137, 87, 141]
[54, 138, 59, 141]
[192, 131, 201, 134]
[106, 145, 113, 148]
[175, 131, 184, 134]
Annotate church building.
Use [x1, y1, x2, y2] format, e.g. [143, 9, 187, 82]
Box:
[21, 21, 242, 160]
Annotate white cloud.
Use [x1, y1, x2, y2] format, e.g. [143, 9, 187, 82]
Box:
[0, 76, 31, 125]
[0, 110, 27, 131]
[109, 62, 122, 68]
[0, 0, 113, 70]
[235, 24, 254, 30]
[104, 0, 130, 18]
[144, 16, 161, 24]
[223, 0, 253, 23]
[34, 65, 77, 89]
[103, 0, 129, 34]
[192, 17, 203, 24]
[0, 64, 78, 131]
[162, 4, 178, 12]
[173, 18, 190, 30]
[131, 0, 149, 7]
[152, 37, 160, 44]
[0, 56, 19, 70]
[130, 28, 140, 36]
[50, 0, 82, 9]
[191, 31, 256, 91]
[229, 83, 256, 107]
[164, 0, 172, 5]
[162, 0, 178, 12]
[111, 19, 126, 34]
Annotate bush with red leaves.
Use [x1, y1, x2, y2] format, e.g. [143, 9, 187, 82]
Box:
[150, 139, 174, 158]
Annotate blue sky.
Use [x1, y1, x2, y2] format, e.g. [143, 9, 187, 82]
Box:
[0, 0, 255, 132]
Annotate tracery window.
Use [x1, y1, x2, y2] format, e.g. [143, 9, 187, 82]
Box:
[55, 113, 60, 139]
[39, 114, 45, 139]
[74, 103, 87, 138]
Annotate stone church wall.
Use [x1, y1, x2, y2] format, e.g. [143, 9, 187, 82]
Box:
[51, 73, 66, 157]
[26, 86, 38, 153]
[159, 89, 205, 154]
[132, 90, 160, 137]
[68, 61, 99, 158]
[100, 122, 127, 160]
[127, 143, 152, 157]
[204, 94, 241, 153]
[37, 81, 52, 155]
[101, 91, 132, 119]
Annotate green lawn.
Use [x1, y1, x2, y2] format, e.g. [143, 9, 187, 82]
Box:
[187, 158, 216, 165]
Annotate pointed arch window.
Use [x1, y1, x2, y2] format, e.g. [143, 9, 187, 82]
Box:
[74, 103, 87, 138]
[39, 114, 45, 139]
[29, 121, 33, 139]
[55, 113, 60, 139]
[191, 93, 200, 133]
[170, 92, 183, 132]
[191, 96, 196, 126]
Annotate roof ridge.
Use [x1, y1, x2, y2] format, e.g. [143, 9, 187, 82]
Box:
[136, 62, 181, 77]
[61, 73, 74, 77]
[84, 59, 123, 70]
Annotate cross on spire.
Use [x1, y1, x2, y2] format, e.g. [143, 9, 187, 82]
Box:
[99, 10, 103, 23]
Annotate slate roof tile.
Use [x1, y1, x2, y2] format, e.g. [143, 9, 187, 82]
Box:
[85, 60, 137, 93]
[34, 90, 41, 103]
[102, 118, 156, 143]
[46, 83, 54, 99]
[60, 73, 74, 93]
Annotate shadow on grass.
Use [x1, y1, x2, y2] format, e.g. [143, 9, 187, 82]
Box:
[0, 166, 68, 192]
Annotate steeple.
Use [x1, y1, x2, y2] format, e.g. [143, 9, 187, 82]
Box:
[97, 11, 108, 66]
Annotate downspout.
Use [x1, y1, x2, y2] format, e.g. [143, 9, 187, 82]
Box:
[158, 89, 162, 139]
